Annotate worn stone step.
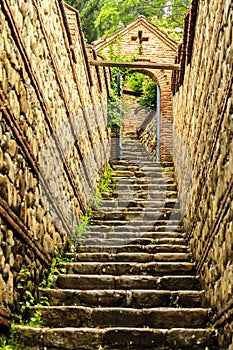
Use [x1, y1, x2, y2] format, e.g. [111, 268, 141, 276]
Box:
[114, 183, 177, 191]
[90, 219, 181, 227]
[29, 306, 208, 329]
[112, 164, 159, 171]
[84, 232, 185, 241]
[94, 207, 181, 214]
[120, 155, 155, 162]
[65, 252, 189, 262]
[89, 223, 182, 231]
[59, 261, 195, 276]
[113, 176, 174, 185]
[111, 159, 173, 167]
[82, 232, 185, 241]
[75, 244, 188, 254]
[80, 237, 185, 247]
[92, 210, 181, 221]
[56, 274, 201, 290]
[84, 228, 184, 236]
[81, 235, 185, 243]
[16, 326, 214, 350]
[113, 170, 172, 178]
[39, 289, 205, 308]
[82, 236, 185, 246]
[100, 199, 180, 209]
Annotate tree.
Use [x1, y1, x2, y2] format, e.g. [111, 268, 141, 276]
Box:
[95, 0, 191, 40]
[65, 0, 101, 42]
[65, 0, 191, 43]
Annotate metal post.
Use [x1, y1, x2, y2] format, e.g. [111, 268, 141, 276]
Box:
[116, 73, 122, 159]
[156, 85, 161, 162]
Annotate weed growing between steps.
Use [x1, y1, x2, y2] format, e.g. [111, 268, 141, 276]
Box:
[70, 163, 116, 248]
[71, 207, 93, 247]
[17, 269, 47, 325]
[41, 256, 66, 289]
[98, 163, 116, 195]
[0, 324, 20, 350]
[0, 265, 59, 350]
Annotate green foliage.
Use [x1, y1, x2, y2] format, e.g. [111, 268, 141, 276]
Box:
[0, 325, 20, 350]
[71, 207, 93, 246]
[127, 72, 145, 94]
[65, 0, 101, 42]
[92, 191, 103, 210]
[139, 78, 157, 110]
[126, 72, 157, 110]
[164, 166, 175, 172]
[27, 311, 43, 328]
[95, 0, 191, 40]
[17, 269, 36, 314]
[152, 16, 183, 42]
[65, 0, 191, 43]
[17, 268, 51, 328]
[0, 340, 14, 350]
[108, 88, 122, 131]
[98, 163, 116, 194]
[42, 258, 66, 289]
[105, 52, 135, 132]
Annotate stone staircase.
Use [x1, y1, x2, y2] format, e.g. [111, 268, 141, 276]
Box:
[16, 132, 216, 349]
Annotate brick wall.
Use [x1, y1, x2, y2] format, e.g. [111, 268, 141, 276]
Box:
[94, 16, 177, 163]
[173, 1, 233, 349]
[0, 0, 110, 323]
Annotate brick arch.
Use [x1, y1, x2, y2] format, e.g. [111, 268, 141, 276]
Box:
[94, 16, 177, 162]
[127, 68, 173, 162]
[129, 68, 166, 89]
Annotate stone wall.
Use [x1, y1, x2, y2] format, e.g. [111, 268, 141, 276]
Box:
[138, 110, 157, 158]
[173, 1, 233, 349]
[0, 0, 110, 324]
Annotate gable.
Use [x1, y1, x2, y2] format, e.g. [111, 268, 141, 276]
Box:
[94, 16, 177, 55]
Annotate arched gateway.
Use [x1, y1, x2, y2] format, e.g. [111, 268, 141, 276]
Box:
[92, 16, 178, 162]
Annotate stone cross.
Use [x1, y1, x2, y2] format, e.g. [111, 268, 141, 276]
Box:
[131, 30, 149, 53]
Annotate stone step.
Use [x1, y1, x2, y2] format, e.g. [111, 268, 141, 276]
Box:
[88, 220, 183, 233]
[110, 159, 163, 168]
[112, 172, 175, 180]
[28, 306, 209, 329]
[75, 244, 188, 254]
[120, 154, 155, 160]
[59, 261, 195, 276]
[90, 219, 181, 227]
[114, 183, 177, 191]
[16, 326, 213, 350]
[80, 237, 185, 247]
[94, 206, 181, 213]
[113, 166, 172, 175]
[56, 274, 201, 290]
[65, 252, 189, 262]
[99, 199, 180, 209]
[83, 233, 185, 244]
[39, 289, 205, 308]
[92, 210, 181, 221]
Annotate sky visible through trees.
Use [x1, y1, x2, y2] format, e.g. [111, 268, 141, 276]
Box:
[66, 0, 191, 43]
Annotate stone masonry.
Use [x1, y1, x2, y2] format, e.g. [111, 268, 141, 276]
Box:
[173, 1, 233, 349]
[0, 0, 110, 324]
[0, 0, 232, 348]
